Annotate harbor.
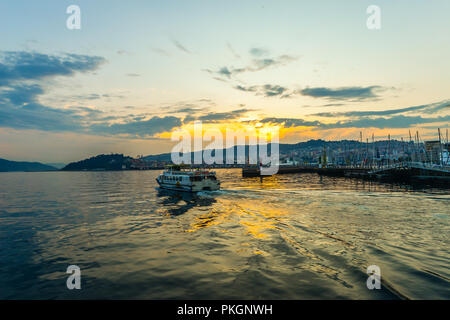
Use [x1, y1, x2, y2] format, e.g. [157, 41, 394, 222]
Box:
[243, 130, 450, 187]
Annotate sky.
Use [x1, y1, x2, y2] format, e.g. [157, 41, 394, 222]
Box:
[0, 0, 449, 163]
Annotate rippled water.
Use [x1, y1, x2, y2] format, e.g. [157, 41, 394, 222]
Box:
[0, 169, 448, 299]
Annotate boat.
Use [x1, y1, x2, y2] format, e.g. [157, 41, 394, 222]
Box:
[156, 165, 220, 192]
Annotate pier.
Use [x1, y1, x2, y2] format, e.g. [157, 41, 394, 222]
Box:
[242, 165, 371, 177]
[367, 162, 450, 183]
[243, 129, 450, 187]
[242, 163, 450, 187]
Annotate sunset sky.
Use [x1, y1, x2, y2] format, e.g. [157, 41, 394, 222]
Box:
[1, 0, 449, 163]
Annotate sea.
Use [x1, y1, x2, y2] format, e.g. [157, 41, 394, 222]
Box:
[0, 169, 448, 299]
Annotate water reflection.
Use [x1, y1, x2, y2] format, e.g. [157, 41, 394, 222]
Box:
[0, 170, 448, 299]
[156, 188, 217, 216]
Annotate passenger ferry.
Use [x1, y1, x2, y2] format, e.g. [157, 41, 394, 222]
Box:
[156, 165, 220, 192]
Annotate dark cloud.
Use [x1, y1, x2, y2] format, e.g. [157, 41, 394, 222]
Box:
[0, 51, 105, 85]
[217, 67, 232, 78]
[183, 114, 196, 124]
[259, 99, 450, 130]
[0, 100, 82, 132]
[260, 118, 322, 127]
[300, 86, 385, 101]
[312, 100, 450, 118]
[90, 116, 182, 137]
[0, 83, 44, 105]
[0, 51, 180, 138]
[197, 108, 254, 122]
[235, 84, 290, 98]
[322, 103, 345, 107]
[323, 115, 450, 129]
[182, 108, 255, 123]
[161, 99, 215, 114]
[174, 107, 207, 113]
[259, 115, 450, 130]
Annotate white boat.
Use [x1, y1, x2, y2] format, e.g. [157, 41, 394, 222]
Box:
[156, 165, 220, 192]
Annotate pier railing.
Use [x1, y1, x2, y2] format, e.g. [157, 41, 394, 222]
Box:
[368, 161, 450, 174]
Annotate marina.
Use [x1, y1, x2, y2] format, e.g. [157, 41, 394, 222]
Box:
[243, 130, 450, 187]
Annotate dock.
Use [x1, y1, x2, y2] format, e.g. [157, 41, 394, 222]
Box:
[242, 163, 450, 187]
[367, 162, 450, 184]
[242, 165, 371, 177]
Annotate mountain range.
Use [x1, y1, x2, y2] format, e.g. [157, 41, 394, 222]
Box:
[0, 158, 57, 172]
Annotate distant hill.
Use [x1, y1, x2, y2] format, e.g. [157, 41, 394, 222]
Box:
[142, 138, 411, 165]
[62, 154, 133, 171]
[142, 139, 358, 162]
[0, 158, 58, 172]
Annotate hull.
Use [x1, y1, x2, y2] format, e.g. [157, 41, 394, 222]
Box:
[156, 178, 220, 192]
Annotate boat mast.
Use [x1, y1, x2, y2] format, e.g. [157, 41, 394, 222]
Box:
[409, 130, 413, 162]
[372, 133, 375, 169]
[438, 128, 443, 166]
[388, 134, 391, 166]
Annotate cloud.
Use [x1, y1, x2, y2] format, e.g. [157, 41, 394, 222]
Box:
[312, 100, 450, 118]
[174, 107, 207, 113]
[90, 116, 182, 137]
[171, 40, 191, 54]
[73, 93, 102, 101]
[300, 86, 385, 101]
[206, 53, 297, 80]
[205, 49, 298, 98]
[217, 67, 232, 78]
[0, 83, 44, 105]
[0, 51, 181, 138]
[249, 47, 269, 57]
[323, 115, 450, 129]
[258, 99, 450, 130]
[126, 73, 141, 77]
[259, 115, 450, 130]
[160, 99, 216, 114]
[181, 108, 255, 123]
[234, 84, 290, 98]
[150, 47, 170, 57]
[260, 117, 322, 127]
[0, 51, 105, 86]
[226, 42, 240, 59]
